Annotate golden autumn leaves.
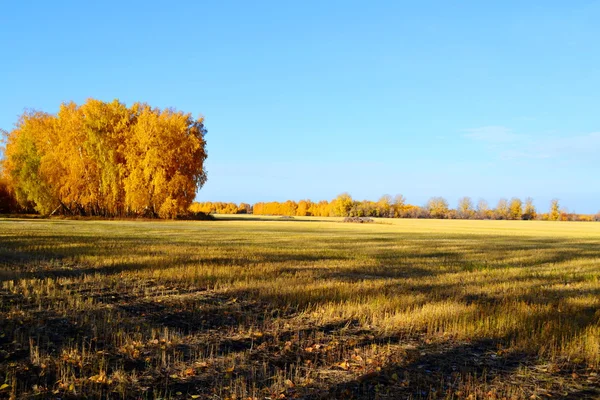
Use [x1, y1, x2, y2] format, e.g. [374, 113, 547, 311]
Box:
[1, 99, 207, 218]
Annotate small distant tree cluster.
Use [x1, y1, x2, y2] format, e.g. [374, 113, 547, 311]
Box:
[189, 202, 251, 215]
[457, 196, 474, 219]
[1, 99, 207, 218]
[549, 199, 561, 221]
[252, 194, 414, 218]
[427, 197, 450, 219]
[522, 198, 537, 220]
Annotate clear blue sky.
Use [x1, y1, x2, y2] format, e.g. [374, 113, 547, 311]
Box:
[1, 1, 599, 213]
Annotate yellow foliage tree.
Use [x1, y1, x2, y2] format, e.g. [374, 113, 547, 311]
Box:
[2, 99, 207, 218]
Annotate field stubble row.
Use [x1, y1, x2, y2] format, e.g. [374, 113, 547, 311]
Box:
[0, 217, 599, 399]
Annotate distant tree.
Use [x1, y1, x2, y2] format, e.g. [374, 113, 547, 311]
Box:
[446, 209, 458, 219]
[495, 198, 510, 220]
[350, 201, 362, 217]
[307, 200, 330, 217]
[476, 199, 489, 219]
[353, 200, 376, 217]
[549, 199, 560, 221]
[560, 210, 577, 221]
[238, 203, 252, 214]
[509, 198, 523, 220]
[296, 200, 311, 216]
[392, 194, 406, 217]
[280, 200, 297, 216]
[400, 204, 423, 218]
[559, 207, 571, 221]
[427, 196, 449, 219]
[377, 194, 393, 217]
[331, 193, 354, 217]
[457, 196, 474, 219]
[522, 197, 536, 220]
[594, 212, 600, 222]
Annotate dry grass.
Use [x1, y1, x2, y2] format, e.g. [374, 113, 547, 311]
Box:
[0, 217, 599, 399]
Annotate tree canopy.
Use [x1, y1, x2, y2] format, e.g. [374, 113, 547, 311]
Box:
[1, 99, 207, 218]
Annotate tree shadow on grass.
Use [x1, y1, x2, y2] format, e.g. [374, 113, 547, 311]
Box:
[311, 335, 600, 399]
[309, 338, 532, 399]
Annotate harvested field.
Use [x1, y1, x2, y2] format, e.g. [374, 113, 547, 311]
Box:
[0, 217, 599, 399]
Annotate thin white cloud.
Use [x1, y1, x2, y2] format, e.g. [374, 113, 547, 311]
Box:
[539, 132, 600, 156]
[463, 126, 523, 143]
[499, 149, 552, 160]
[464, 127, 600, 161]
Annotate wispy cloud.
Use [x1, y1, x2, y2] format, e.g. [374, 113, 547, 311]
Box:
[539, 132, 600, 156]
[463, 126, 524, 143]
[464, 126, 600, 161]
[498, 149, 552, 160]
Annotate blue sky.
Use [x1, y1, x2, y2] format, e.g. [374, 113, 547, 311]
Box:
[1, 1, 599, 213]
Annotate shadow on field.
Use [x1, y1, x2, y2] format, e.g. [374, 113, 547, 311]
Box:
[2, 221, 600, 398]
[2, 226, 600, 271]
[311, 311, 600, 399]
[0, 233, 355, 282]
[309, 338, 529, 399]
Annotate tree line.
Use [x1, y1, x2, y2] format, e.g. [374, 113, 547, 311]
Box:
[0, 101, 597, 222]
[193, 194, 600, 221]
[189, 202, 251, 215]
[0, 99, 207, 218]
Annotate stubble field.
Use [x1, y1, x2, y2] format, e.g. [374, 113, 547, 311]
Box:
[0, 216, 599, 399]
